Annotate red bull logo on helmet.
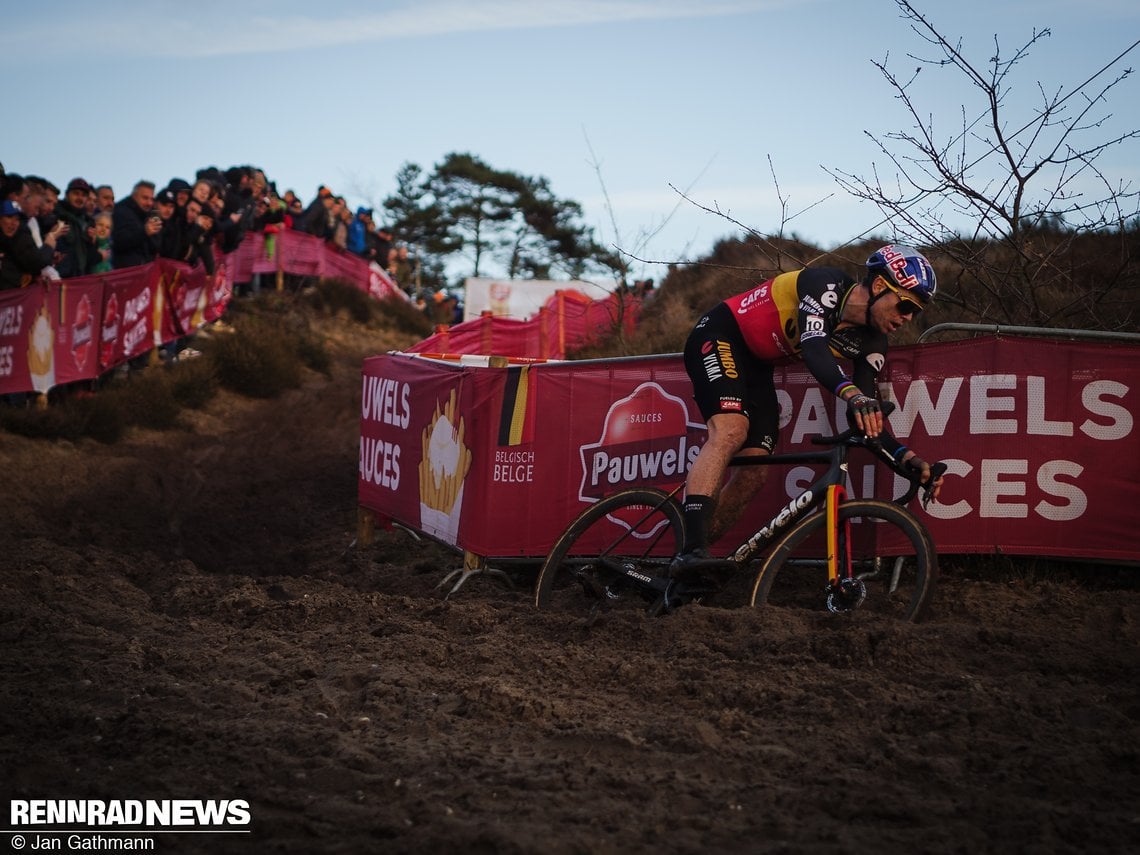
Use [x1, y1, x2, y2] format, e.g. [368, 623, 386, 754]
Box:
[879, 245, 920, 290]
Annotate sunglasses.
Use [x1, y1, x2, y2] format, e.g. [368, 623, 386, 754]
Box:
[879, 277, 923, 316]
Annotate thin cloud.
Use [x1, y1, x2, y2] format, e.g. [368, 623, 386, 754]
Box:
[1, 0, 794, 61]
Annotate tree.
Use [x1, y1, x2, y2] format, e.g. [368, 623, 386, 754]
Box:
[828, 0, 1140, 331]
[507, 175, 623, 281]
[427, 152, 519, 279]
[384, 152, 625, 286]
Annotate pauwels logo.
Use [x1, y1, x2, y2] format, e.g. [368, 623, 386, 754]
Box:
[100, 293, 120, 369]
[71, 293, 94, 371]
[578, 383, 705, 534]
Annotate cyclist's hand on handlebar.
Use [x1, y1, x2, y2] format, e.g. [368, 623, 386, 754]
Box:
[904, 454, 943, 504]
[847, 393, 883, 438]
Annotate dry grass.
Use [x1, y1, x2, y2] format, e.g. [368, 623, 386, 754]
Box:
[579, 227, 1139, 358]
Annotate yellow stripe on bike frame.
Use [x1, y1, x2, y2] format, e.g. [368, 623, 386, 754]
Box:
[826, 484, 847, 583]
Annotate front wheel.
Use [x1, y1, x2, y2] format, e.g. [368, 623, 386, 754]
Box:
[749, 499, 937, 622]
[534, 488, 685, 617]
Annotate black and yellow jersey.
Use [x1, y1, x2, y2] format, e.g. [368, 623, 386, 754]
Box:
[723, 267, 888, 399]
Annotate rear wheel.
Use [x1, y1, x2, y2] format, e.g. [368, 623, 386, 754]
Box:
[534, 488, 685, 619]
[749, 499, 937, 622]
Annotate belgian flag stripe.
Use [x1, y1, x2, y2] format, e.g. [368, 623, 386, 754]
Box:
[497, 365, 531, 446]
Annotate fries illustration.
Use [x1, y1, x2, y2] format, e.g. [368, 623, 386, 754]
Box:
[418, 389, 472, 544]
[27, 305, 55, 393]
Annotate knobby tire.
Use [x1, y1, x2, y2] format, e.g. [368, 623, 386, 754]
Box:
[749, 498, 937, 622]
[534, 488, 685, 616]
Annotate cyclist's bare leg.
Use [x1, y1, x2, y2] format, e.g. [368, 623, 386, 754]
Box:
[685, 413, 750, 497]
[708, 448, 768, 543]
[680, 413, 759, 558]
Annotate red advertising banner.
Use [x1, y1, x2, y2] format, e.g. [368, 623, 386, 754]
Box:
[881, 337, 1139, 561]
[97, 266, 162, 370]
[0, 286, 53, 394]
[0, 282, 103, 394]
[53, 280, 103, 387]
[159, 258, 230, 336]
[275, 228, 324, 278]
[227, 231, 280, 282]
[3, 229, 617, 396]
[359, 338, 1140, 563]
[366, 262, 406, 302]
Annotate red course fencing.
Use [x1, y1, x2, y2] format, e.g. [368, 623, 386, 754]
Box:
[359, 338, 1140, 564]
[0, 230, 405, 396]
[409, 288, 642, 361]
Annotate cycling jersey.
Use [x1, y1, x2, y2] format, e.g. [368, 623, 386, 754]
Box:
[723, 267, 887, 400]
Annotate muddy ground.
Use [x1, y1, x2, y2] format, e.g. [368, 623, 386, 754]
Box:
[2, 311, 1138, 854]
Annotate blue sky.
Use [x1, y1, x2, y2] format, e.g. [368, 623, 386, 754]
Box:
[3, 0, 1137, 282]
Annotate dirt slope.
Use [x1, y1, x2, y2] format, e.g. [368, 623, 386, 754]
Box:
[2, 312, 1138, 854]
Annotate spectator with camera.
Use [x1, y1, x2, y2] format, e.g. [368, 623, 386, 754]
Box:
[0, 199, 58, 289]
[111, 180, 162, 269]
[18, 178, 59, 269]
[166, 197, 216, 275]
[53, 177, 99, 277]
[217, 165, 256, 253]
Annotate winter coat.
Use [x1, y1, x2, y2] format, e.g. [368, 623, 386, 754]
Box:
[0, 221, 53, 289]
[111, 197, 159, 269]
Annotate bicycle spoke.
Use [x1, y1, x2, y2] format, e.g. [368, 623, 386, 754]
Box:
[535, 489, 685, 620]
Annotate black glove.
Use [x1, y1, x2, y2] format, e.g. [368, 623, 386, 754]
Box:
[847, 393, 882, 422]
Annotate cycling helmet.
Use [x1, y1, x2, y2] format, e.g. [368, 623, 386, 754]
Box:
[866, 245, 937, 305]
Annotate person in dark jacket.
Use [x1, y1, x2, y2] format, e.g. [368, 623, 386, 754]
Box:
[167, 197, 216, 275]
[0, 200, 55, 289]
[53, 177, 98, 277]
[111, 180, 162, 269]
[299, 186, 336, 238]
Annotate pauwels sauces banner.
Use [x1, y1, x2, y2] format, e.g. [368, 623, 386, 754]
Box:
[0, 286, 55, 394]
[881, 336, 1139, 562]
[360, 341, 1140, 565]
[577, 382, 704, 500]
[53, 280, 103, 387]
[576, 382, 705, 540]
[98, 267, 161, 370]
[358, 353, 706, 559]
[0, 283, 102, 394]
[359, 356, 478, 548]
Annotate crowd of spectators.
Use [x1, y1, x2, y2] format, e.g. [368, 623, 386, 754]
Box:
[0, 161, 420, 299]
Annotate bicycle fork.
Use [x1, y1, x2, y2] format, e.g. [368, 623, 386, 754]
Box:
[826, 484, 866, 612]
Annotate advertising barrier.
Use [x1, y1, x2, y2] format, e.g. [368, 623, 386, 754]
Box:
[0, 230, 405, 397]
[360, 338, 1139, 563]
[0, 259, 230, 396]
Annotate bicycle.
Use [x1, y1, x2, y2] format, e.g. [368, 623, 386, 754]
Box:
[534, 402, 945, 624]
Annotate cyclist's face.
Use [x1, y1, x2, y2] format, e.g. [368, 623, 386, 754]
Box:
[874, 277, 922, 333]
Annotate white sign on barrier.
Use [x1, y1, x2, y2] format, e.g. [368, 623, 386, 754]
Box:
[462, 277, 619, 321]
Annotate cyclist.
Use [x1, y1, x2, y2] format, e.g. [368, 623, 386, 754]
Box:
[674, 244, 944, 571]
